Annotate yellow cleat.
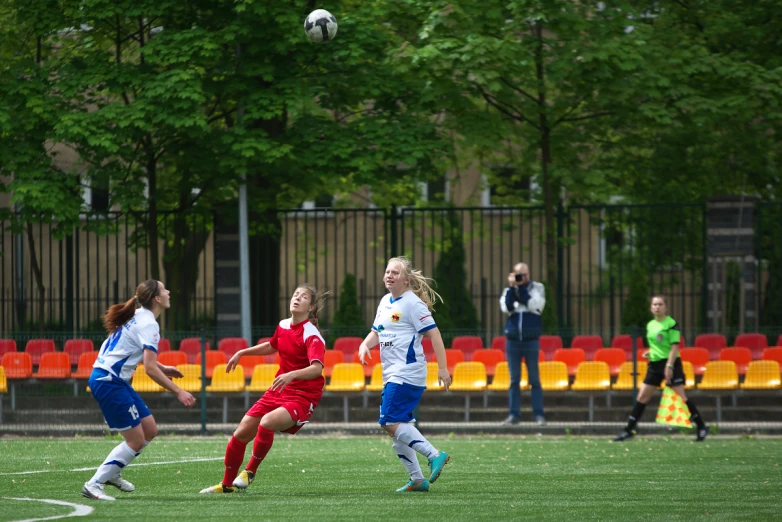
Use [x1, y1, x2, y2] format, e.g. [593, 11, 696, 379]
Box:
[199, 483, 234, 494]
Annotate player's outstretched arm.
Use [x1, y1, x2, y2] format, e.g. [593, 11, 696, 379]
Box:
[424, 327, 451, 390]
[143, 349, 196, 407]
[226, 341, 276, 372]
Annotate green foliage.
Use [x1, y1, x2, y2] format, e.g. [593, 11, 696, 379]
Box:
[329, 273, 366, 341]
[621, 270, 651, 338]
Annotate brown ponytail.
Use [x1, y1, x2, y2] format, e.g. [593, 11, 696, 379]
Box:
[102, 279, 160, 333]
[296, 284, 331, 331]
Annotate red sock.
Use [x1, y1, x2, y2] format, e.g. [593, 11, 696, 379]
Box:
[222, 436, 248, 487]
[246, 427, 275, 474]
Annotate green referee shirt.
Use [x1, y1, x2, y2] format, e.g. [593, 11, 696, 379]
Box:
[646, 316, 681, 362]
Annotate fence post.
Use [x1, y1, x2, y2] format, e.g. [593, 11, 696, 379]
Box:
[389, 204, 398, 259]
[556, 202, 565, 334]
[631, 325, 638, 402]
[200, 328, 207, 435]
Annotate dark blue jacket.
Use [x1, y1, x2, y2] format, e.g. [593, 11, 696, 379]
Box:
[500, 281, 546, 341]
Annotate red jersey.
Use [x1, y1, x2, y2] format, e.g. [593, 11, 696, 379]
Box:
[269, 318, 326, 400]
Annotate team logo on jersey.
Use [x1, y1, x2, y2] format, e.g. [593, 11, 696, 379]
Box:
[656, 333, 663, 342]
[153, 333, 160, 343]
[376, 325, 385, 333]
[391, 311, 402, 322]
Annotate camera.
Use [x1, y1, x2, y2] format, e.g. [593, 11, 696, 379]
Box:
[515, 273, 525, 283]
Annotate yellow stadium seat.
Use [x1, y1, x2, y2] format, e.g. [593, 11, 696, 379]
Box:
[612, 361, 647, 390]
[488, 361, 530, 391]
[571, 361, 611, 391]
[698, 361, 739, 390]
[682, 360, 696, 390]
[206, 364, 246, 392]
[131, 364, 163, 392]
[740, 360, 781, 390]
[247, 364, 279, 393]
[0, 366, 7, 394]
[425, 362, 445, 391]
[449, 362, 487, 391]
[173, 364, 203, 392]
[366, 363, 384, 392]
[540, 361, 569, 391]
[325, 363, 366, 392]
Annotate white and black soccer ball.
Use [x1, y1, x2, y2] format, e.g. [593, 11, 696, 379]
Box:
[304, 9, 338, 43]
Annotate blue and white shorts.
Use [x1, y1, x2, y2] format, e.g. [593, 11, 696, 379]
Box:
[88, 369, 151, 431]
[379, 382, 425, 425]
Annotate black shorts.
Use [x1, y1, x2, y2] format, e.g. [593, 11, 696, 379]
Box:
[644, 359, 685, 387]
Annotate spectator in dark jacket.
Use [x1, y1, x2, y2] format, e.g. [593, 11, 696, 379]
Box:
[499, 263, 546, 426]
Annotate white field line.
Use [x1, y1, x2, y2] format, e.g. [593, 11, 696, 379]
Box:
[0, 457, 223, 476]
[3, 497, 93, 522]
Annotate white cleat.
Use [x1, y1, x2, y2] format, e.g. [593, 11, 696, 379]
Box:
[82, 482, 116, 501]
[232, 470, 255, 489]
[106, 474, 135, 492]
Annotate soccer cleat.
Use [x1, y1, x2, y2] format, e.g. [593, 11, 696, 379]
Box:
[199, 483, 235, 494]
[105, 474, 135, 492]
[395, 479, 429, 492]
[82, 482, 116, 501]
[535, 416, 547, 426]
[696, 425, 710, 442]
[428, 451, 450, 483]
[612, 430, 636, 442]
[232, 470, 255, 489]
[501, 415, 520, 426]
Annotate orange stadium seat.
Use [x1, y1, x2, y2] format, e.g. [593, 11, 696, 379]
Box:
[539, 335, 563, 361]
[762, 347, 782, 366]
[472, 349, 504, 377]
[178, 338, 210, 364]
[698, 361, 739, 390]
[570, 335, 603, 361]
[351, 352, 378, 377]
[322, 350, 343, 378]
[217, 337, 248, 359]
[72, 351, 99, 379]
[25, 339, 55, 366]
[693, 333, 727, 360]
[734, 333, 768, 360]
[237, 355, 265, 376]
[158, 351, 188, 367]
[594, 348, 626, 377]
[679, 347, 709, 376]
[196, 350, 227, 378]
[333, 337, 362, 356]
[445, 349, 465, 373]
[740, 361, 781, 390]
[2, 352, 32, 379]
[719, 347, 752, 375]
[553, 348, 585, 376]
[450, 336, 483, 361]
[0, 339, 17, 357]
[64, 339, 94, 366]
[33, 352, 71, 379]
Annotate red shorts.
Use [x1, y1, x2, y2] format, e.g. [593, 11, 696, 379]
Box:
[246, 389, 320, 435]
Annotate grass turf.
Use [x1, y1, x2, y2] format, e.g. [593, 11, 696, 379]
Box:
[0, 435, 780, 521]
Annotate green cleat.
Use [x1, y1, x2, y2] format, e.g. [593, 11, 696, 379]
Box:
[232, 470, 255, 489]
[428, 451, 450, 483]
[395, 479, 430, 492]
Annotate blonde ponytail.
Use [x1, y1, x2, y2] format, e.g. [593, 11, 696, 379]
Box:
[388, 256, 443, 311]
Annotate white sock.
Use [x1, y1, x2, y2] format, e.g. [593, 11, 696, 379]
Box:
[392, 440, 424, 481]
[393, 423, 439, 460]
[88, 441, 141, 485]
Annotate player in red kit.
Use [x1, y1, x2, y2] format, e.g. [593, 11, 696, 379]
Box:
[200, 284, 330, 494]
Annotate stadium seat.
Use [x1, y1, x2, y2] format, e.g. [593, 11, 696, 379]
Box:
[777, 335, 782, 348]
[206, 364, 246, 392]
[740, 361, 781, 390]
[247, 364, 279, 393]
[63, 339, 94, 366]
[425, 362, 445, 391]
[539, 361, 569, 391]
[33, 352, 71, 379]
[569, 335, 603, 361]
[333, 337, 362, 356]
[553, 348, 585, 377]
[0, 366, 6, 394]
[178, 338, 209, 364]
[422, 337, 435, 361]
[25, 339, 55, 366]
[445, 349, 465, 372]
[594, 348, 626, 377]
[610, 334, 644, 356]
[350, 352, 378, 377]
[539, 335, 563, 361]
[196, 350, 227, 378]
[217, 337, 248, 359]
[256, 337, 272, 346]
[488, 361, 529, 391]
[236, 355, 265, 376]
[679, 347, 709, 376]
[449, 362, 488, 391]
[571, 361, 611, 391]
[264, 353, 281, 365]
[325, 363, 365, 392]
[693, 333, 727, 360]
[322, 350, 344, 378]
[450, 336, 483, 361]
[682, 361, 696, 390]
[2, 352, 32, 379]
[491, 336, 506, 350]
[0, 339, 17, 356]
[366, 363, 384, 392]
[158, 351, 188, 367]
[698, 361, 739, 390]
[173, 364, 203, 392]
[157, 338, 171, 353]
[762, 347, 782, 366]
[472, 349, 504, 377]
[72, 351, 100, 379]
[734, 333, 768, 360]
[612, 361, 648, 390]
[719, 347, 752, 375]
[131, 364, 164, 392]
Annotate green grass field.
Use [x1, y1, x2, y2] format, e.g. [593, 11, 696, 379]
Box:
[0, 435, 779, 521]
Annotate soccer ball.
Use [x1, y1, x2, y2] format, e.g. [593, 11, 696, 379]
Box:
[304, 9, 338, 43]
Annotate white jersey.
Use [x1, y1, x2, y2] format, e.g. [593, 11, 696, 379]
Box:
[372, 290, 437, 388]
[93, 307, 161, 382]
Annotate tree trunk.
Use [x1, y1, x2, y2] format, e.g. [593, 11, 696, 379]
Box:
[26, 224, 46, 333]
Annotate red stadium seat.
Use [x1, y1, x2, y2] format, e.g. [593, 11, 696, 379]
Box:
[539, 335, 563, 361]
[450, 336, 484, 361]
[0, 339, 17, 357]
[158, 351, 188, 367]
[679, 347, 709, 376]
[333, 337, 363, 356]
[762, 347, 782, 366]
[734, 333, 768, 360]
[195, 351, 227, 378]
[610, 335, 644, 357]
[25, 339, 55, 366]
[553, 348, 586, 376]
[422, 337, 435, 361]
[471, 349, 505, 377]
[179, 338, 210, 364]
[157, 338, 171, 353]
[693, 333, 727, 360]
[594, 348, 626, 377]
[2, 352, 33, 379]
[719, 347, 752, 375]
[218, 337, 248, 359]
[491, 336, 506, 350]
[570, 336, 603, 361]
[64, 339, 94, 366]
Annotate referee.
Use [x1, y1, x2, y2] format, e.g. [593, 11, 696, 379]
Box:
[613, 295, 710, 442]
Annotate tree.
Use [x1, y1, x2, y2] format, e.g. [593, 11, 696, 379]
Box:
[621, 269, 651, 341]
[329, 273, 365, 342]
